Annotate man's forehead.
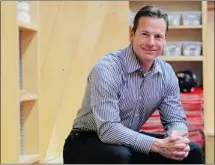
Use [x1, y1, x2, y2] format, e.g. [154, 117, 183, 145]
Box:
[137, 17, 166, 35]
[140, 29, 165, 36]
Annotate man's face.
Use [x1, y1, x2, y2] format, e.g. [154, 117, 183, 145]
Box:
[130, 16, 167, 62]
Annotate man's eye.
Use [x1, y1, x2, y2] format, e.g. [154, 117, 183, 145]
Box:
[141, 33, 147, 36]
[156, 35, 162, 39]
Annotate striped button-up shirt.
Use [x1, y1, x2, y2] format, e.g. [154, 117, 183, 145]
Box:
[73, 44, 188, 154]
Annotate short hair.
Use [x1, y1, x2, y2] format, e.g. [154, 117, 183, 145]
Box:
[132, 5, 169, 34]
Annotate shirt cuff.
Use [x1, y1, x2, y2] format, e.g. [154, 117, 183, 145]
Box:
[134, 133, 157, 154]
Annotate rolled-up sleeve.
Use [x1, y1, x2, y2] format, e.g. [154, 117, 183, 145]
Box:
[89, 62, 156, 154]
[158, 69, 188, 136]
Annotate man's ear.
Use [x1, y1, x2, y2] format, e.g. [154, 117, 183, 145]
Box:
[129, 26, 134, 42]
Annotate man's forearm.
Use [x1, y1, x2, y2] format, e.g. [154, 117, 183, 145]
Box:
[98, 122, 156, 154]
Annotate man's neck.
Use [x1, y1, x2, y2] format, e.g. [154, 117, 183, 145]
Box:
[140, 60, 154, 73]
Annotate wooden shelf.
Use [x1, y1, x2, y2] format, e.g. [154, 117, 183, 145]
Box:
[169, 25, 202, 29]
[18, 21, 38, 32]
[129, 25, 202, 30]
[20, 92, 38, 102]
[20, 154, 39, 164]
[160, 56, 203, 61]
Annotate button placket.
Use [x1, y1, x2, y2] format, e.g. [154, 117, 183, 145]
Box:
[134, 75, 149, 127]
[131, 76, 146, 129]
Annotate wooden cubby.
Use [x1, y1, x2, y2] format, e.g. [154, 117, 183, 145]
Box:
[19, 101, 39, 163]
[17, 1, 40, 164]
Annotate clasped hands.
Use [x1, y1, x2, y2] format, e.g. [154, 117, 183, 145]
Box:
[153, 131, 190, 161]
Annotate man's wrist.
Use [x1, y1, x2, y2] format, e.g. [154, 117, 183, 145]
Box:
[150, 138, 162, 153]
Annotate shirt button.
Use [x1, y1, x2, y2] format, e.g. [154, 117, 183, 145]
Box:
[135, 114, 138, 117]
[139, 96, 142, 100]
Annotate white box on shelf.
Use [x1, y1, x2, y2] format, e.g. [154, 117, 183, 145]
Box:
[183, 41, 202, 56]
[163, 42, 182, 56]
[167, 12, 181, 26]
[17, 11, 31, 24]
[182, 11, 201, 25]
[129, 10, 136, 27]
[17, 1, 30, 12]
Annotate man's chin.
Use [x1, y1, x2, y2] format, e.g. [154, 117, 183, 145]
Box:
[142, 54, 156, 61]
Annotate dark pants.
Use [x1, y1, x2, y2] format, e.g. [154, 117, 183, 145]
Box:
[63, 129, 203, 164]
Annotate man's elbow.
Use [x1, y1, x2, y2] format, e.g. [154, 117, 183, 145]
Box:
[97, 124, 117, 144]
[97, 130, 113, 144]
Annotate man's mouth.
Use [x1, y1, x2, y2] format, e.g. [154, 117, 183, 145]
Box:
[141, 47, 157, 52]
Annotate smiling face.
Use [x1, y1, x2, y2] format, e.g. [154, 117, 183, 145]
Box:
[130, 16, 167, 63]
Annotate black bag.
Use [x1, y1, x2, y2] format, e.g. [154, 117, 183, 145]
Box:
[176, 70, 197, 92]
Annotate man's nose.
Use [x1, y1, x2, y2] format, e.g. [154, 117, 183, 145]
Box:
[146, 36, 155, 47]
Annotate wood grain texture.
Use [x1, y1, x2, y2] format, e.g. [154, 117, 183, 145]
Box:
[38, 1, 129, 162]
[205, 6, 214, 164]
[1, 2, 20, 163]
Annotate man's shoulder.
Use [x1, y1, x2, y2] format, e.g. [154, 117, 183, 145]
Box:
[156, 57, 177, 81]
[93, 46, 127, 72]
[88, 47, 128, 85]
[156, 57, 175, 73]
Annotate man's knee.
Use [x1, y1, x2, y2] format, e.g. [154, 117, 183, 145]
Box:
[189, 141, 203, 155]
[187, 141, 203, 163]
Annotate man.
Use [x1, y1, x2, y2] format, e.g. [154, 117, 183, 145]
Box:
[63, 5, 203, 164]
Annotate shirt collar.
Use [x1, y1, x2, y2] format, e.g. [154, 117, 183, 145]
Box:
[123, 43, 163, 75]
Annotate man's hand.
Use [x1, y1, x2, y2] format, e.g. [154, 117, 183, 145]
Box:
[170, 131, 190, 160]
[151, 131, 190, 161]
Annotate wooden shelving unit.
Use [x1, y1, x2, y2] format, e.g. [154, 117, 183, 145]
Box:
[17, 1, 40, 164]
[169, 25, 203, 29]
[160, 56, 203, 61]
[1, 2, 40, 163]
[20, 92, 38, 102]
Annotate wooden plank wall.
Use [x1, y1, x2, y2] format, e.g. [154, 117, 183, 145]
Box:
[38, 1, 129, 162]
